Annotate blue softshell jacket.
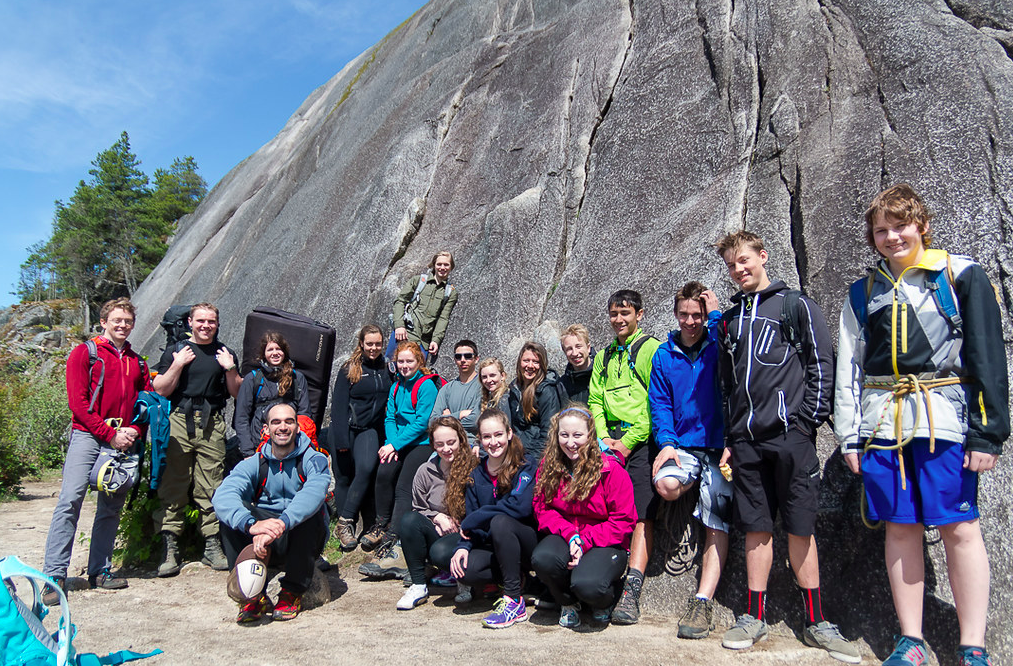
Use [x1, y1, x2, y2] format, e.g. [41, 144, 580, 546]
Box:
[649, 310, 725, 450]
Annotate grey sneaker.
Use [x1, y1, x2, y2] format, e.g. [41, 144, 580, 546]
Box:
[722, 614, 769, 650]
[88, 568, 128, 590]
[803, 621, 861, 664]
[678, 596, 714, 639]
[454, 582, 473, 604]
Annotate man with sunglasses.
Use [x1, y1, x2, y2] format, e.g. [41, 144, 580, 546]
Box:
[430, 340, 481, 444]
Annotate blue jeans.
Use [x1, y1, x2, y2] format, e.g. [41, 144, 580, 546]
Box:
[43, 430, 129, 578]
[385, 331, 429, 361]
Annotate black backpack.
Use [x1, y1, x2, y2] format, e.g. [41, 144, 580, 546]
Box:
[598, 335, 657, 391]
[159, 305, 193, 350]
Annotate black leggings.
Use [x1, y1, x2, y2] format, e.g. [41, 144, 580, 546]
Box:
[374, 444, 432, 534]
[334, 426, 382, 521]
[399, 510, 458, 584]
[531, 535, 629, 610]
[459, 514, 537, 598]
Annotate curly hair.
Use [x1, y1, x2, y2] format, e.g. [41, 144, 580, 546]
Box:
[478, 357, 508, 412]
[476, 408, 527, 497]
[344, 324, 383, 384]
[259, 331, 294, 398]
[535, 408, 603, 504]
[441, 419, 479, 521]
[515, 342, 548, 421]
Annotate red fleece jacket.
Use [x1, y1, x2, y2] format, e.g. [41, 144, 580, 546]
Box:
[66, 336, 152, 443]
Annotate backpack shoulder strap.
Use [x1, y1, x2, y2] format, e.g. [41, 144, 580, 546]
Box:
[848, 277, 871, 334]
[86, 338, 106, 414]
[628, 335, 657, 390]
[410, 373, 440, 409]
[253, 451, 270, 503]
[0, 555, 73, 665]
[409, 273, 429, 305]
[779, 290, 805, 357]
[926, 256, 962, 330]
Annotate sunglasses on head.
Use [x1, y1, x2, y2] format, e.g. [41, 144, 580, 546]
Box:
[454, 353, 475, 360]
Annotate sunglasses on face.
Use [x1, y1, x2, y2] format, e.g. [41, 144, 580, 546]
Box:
[454, 353, 475, 360]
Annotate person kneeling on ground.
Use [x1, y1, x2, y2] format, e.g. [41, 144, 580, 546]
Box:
[396, 416, 479, 610]
[532, 408, 636, 629]
[449, 409, 538, 629]
[212, 403, 330, 623]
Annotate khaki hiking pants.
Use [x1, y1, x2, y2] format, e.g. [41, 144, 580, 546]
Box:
[154, 411, 226, 537]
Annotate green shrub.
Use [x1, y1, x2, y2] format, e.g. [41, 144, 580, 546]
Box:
[0, 359, 69, 498]
[115, 475, 204, 567]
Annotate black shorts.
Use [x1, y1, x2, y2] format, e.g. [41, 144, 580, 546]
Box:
[730, 427, 820, 536]
[624, 442, 659, 522]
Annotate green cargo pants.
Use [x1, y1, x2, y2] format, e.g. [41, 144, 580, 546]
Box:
[154, 411, 226, 537]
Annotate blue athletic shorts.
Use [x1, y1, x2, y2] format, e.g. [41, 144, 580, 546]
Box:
[861, 437, 979, 527]
[653, 448, 732, 533]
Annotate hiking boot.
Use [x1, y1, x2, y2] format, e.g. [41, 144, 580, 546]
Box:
[611, 581, 641, 625]
[272, 589, 301, 621]
[722, 614, 769, 650]
[88, 568, 128, 590]
[454, 583, 473, 604]
[357, 540, 408, 579]
[558, 603, 581, 628]
[803, 621, 861, 663]
[157, 532, 181, 578]
[202, 536, 229, 571]
[678, 596, 715, 639]
[958, 646, 992, 666]
[397, 583, 429, 610]
[883, 636, 928, 666]
[332, 517, 358, 552]
[236, 593, 274, 624]
[42, 577, 65, 607]
[482, 596, 527, 629]
[358, 523, 387, 552]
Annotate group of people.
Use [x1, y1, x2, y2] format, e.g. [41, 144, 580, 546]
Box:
[40, 185, 1007, 666]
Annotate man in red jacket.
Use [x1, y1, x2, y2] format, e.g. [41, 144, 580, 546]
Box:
[42, 298, 152, 604]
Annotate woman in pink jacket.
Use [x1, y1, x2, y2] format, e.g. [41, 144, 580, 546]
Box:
[531, 407, 637, 628]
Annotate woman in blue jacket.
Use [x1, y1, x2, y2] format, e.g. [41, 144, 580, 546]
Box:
[449, 409, 537, 629]
[359, 341, 440, 554]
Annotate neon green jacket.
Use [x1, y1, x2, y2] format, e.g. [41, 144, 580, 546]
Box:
[588, 328, 661, 451]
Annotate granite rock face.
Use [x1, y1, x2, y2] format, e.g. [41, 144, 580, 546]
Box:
[130, 0, 1012, 661]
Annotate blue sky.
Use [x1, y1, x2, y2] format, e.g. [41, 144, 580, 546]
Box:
[0, 0, 423, 306]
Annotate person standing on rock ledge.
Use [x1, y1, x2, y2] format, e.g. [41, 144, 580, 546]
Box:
[387, 250, 459, 362]
[152, 302, 241, 577]
[715, 231, 860, 663]
[213, 403, 330, 623]
[648, 281, 732, 640]
[587, 289, 661, 626]
[836, 184, 1009, 666]
[42, 298, 152, 605]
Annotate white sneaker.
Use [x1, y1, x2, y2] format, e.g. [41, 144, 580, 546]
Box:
[397, 583, 429, 610]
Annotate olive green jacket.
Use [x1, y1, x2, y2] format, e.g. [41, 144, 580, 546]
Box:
[391, 273, 459, 347]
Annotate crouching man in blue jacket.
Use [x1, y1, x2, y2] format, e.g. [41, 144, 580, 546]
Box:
[213, 403, 329, 623]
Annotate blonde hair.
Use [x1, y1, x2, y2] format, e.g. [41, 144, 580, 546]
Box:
[478, 357, 508, 412]
[560, 323, 590, 348]
[535, 409, 603, 503]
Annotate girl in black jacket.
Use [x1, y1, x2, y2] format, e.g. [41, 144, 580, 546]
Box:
[234, 332, 310, 457]
[329, 325, 393, 550]
[507, 341, 560, 458]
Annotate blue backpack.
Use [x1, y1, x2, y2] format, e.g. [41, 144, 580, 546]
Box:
[0, 556, 161, 666]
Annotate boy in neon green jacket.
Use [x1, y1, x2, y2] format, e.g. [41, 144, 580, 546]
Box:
[587, 289, 660, 625]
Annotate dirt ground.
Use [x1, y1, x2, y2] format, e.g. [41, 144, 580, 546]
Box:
[1, 481, 866, 665]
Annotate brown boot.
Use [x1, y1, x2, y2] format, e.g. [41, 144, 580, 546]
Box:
[332, 517, 358, 552]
